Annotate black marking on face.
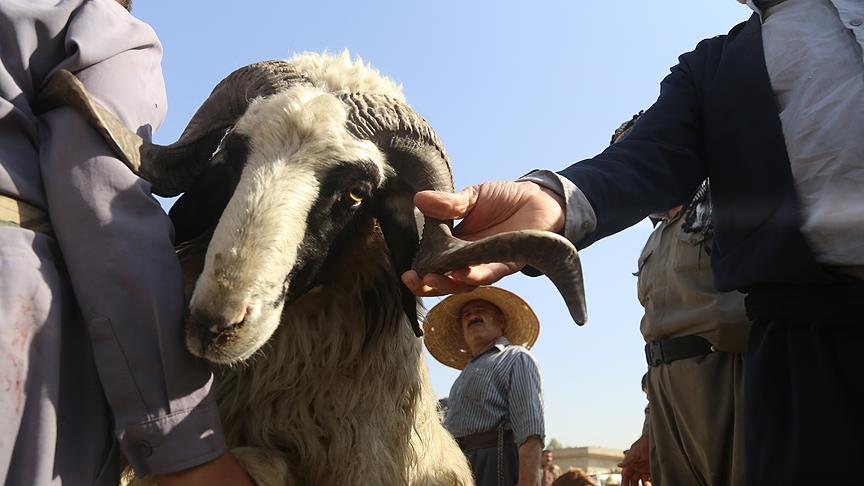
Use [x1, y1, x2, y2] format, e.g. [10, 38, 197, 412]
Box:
[271, 277, 290, 309]
[360, 266, 403, 345]
[170, 132, 251, 246]
[372, 180, 422, 335]
[283, 161, 383, 304]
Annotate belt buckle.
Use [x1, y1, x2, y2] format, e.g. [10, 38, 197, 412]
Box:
[645, 340, 664, 366]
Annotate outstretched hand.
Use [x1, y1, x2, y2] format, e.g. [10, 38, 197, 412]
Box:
[401, 180, 565, 296]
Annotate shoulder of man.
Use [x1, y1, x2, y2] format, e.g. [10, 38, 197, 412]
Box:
[502, 344, 541, 368]
[673, 14, 756, 79]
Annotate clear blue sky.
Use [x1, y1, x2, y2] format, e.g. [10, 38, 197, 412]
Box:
[135, 1, 751, 450]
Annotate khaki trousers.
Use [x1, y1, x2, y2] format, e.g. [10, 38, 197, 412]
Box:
[646, 351, 745, 486]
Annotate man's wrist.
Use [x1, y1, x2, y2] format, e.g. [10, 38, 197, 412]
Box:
[517, 169, 597, 244]
[535, 184, 566, 233]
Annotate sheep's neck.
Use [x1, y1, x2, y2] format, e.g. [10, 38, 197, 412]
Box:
[214, 272, 422, 484]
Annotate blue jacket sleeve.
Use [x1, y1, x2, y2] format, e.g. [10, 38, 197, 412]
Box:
[36, 1, 226, 475]
[559, 39, 712, 249]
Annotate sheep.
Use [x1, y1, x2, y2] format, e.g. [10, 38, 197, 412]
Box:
[37, 51, 587, 485]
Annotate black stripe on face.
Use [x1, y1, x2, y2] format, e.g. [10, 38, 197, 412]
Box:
[169, 132, 250, 245]
[280, 160, 383, 305]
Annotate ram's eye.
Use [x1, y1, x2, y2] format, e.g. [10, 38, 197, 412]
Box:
[346, 188, 366, 205]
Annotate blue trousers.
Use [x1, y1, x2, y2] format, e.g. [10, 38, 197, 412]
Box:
[462, 442, 519, 486]
[746, 315, 864, 485]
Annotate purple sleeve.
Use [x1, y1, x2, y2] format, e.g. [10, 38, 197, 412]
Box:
[36, 0, 225, 475]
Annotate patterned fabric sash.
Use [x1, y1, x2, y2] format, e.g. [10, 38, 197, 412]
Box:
[681, 179, 712, 236]
[0, 194, 54, 237]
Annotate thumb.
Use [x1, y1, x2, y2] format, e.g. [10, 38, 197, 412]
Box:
[414, 186, 477, 220]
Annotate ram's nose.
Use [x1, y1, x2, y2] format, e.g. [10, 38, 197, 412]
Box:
[186, 306, 249, 354]
[206, 307, 248, 335]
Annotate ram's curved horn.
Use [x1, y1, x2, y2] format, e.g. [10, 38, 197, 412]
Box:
[340, 92, 586, 330]
[34, 62, 310, 196]
[413, 222, 587, 325]
[340, 93, 454, 194]
[339, 92, 587, 328]
[340, 93, 454, 336]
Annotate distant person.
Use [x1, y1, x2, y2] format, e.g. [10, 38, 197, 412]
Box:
[619, 185, 746, 486]
[404, 1, 864, 483]
[0, 1, 250, 484]
[608, 116, 747, 485]
[425, 286, 545, 486]
[541, 449, 562, 486]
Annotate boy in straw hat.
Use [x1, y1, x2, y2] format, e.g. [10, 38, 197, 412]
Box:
[425, 286, 544, 486]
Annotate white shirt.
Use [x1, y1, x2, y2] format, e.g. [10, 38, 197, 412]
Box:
[752, 0, 864, 277]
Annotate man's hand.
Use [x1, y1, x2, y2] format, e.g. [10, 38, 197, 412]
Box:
[155, 451, 255, 486]
[401, 180, 565, 296]
[618, 434, 651, 486]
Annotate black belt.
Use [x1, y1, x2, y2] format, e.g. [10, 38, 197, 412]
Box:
[745, 282, 864, 325]
[645, 335, 714, 367]
[455, 429, 514, 452]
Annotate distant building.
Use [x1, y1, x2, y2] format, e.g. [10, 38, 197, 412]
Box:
[549, 446, 623, 476]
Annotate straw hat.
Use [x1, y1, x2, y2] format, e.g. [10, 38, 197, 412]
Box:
[423, 286, 540, 370]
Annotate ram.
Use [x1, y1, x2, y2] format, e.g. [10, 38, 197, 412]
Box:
[38, 52, 586, 485]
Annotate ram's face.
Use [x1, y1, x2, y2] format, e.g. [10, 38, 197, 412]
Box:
[184, 87, 387, 364]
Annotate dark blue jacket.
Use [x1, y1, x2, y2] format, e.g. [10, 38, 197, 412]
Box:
[561, 14, 842, 292]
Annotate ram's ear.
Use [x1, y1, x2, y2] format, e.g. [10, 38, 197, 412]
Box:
[169, 132, 249, 245]
[374, 187, 423, 336]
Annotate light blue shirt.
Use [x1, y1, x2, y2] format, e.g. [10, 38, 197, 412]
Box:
[444, 337, 545, 446]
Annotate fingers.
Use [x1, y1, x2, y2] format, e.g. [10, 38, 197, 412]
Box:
[401, 270, 477, 296]
[420, 272, 480, 294]
[450, 262, 522, 286]
[401, 270, 446, 296]
[621, 466, 635, 486]
[400, 262, 519, 297]
[414, 186, 477, 220]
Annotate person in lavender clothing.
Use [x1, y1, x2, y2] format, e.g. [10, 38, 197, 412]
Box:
[0, 1, 252, 484]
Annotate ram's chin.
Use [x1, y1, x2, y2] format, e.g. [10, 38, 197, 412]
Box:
[185, 304, 284, 365]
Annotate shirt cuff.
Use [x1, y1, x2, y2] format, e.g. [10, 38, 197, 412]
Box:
[119, 398, 227, 476]
[517, 169, 597, 247]
[516, 432, 546, 448]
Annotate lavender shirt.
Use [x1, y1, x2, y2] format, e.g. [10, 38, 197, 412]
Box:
[0, 0, 225, 482]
